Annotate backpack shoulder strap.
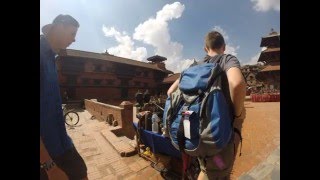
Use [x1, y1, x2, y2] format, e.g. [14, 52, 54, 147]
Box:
[204, 54, 228, 64]
[204, 55, 234, 115]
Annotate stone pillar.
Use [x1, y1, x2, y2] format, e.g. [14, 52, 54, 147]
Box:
[119, 101, 135, 139]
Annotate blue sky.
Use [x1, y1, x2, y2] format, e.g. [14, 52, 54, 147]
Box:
[40, 0, 280, 73]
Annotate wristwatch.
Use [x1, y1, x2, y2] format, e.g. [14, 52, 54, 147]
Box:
[40, 159, 56, 171]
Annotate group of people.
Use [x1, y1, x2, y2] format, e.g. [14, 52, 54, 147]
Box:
[135, 89, 151, 107]
[40, 14, 246, 180]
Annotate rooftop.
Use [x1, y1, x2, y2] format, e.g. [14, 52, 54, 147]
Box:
[260, 31, 280, 47]
[58, 49, 172, 74]
[147, 55, 167, 62]
[162, 73, 180, 84]
[260, 65, 280, 72]
[258, 47, 280, 62]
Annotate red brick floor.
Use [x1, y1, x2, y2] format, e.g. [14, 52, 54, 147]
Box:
[67, 101, 279, 179]
[66, 111, 161, 180]
[231, 102, 280, 179]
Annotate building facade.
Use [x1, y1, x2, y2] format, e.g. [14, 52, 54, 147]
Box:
[256, 30, 280, 90]
[241, 64, 264, 94]
[56, 49, 172, 105]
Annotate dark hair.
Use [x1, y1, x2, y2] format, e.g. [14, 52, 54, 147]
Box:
[205, 31, 225, 50]
[52, 14, 80, 28]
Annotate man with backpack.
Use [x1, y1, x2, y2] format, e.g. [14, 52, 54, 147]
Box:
[166, 31, 246, 179]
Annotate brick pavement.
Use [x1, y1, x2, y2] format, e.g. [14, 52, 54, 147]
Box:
[232, 102, 280, 179]
[66, 110, 162, 180]
[66, 101, 280, 179]
[238, 146, 280, 180]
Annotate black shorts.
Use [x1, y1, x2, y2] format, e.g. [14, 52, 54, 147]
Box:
[40, 146, 87, 180]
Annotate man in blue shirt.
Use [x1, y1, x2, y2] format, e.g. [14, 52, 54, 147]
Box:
[40, 14, 88, 180]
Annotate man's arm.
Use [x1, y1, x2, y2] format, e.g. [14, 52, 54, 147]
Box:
[40, 137, 68, 180]
[40, 137, 52, 164]
[226, 67, 246, 120]
[167, 79, 179, 96]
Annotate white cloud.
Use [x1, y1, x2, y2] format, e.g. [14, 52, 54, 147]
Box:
[101, 2, 194, 73]
[133, 2, 186, 72]
[246, 53, 260, 65]
[244, 47, 268, 65]
[212, 26, 229, 41]
[212, 26, 240, 56]
[102, 26, 147, 61]
[225, 45, 240, 56]
[251, 0, 280, 12]
[156, 2, 185, 21]
[167, 58, 196, 73]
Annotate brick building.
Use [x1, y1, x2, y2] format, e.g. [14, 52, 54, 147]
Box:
[256, 30, 280, 90]
[56, 49, 172, 105]
[161, 73, 180, 94]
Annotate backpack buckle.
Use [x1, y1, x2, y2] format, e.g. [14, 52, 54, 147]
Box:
[181, 105, 189, 114]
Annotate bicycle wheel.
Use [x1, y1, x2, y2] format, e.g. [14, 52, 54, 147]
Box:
[64, 111, 80, 126]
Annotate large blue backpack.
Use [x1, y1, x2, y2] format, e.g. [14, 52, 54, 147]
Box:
[163, 55, 241, 157]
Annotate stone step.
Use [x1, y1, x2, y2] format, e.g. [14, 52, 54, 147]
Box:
[100, 129, 137, 157]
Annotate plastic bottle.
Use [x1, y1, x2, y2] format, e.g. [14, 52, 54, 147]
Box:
[152, 113, 159, 133]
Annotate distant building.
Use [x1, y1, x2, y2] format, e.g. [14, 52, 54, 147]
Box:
[256, 29, 280, 90]
[161, 73, 181, 94]
[241, 64, 264, 94]
[56, 49, 172, 105]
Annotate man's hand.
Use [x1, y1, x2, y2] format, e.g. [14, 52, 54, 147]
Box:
[46, 166, 69, 180]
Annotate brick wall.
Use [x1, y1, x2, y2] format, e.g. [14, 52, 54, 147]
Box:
[84, 99, 135, 139]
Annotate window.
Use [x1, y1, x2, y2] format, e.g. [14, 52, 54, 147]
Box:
[115, 64, 134, 76]
[82, 78, 89, 85]
[136, 72, 142, 76]
[120, 79, 129, 86]
[154, 73, 165, 82]
[134, 81, 141, 86]
[107, 79, 114, 85]
[143, 71, 149, 77]
[106, 67, 115, 73]
[67, 75, 77, 85]
[95, 64, 102, 72]
[121, 88, 128, 98]
[93, 79, 102, 85]
[62, 60, 84, 72]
